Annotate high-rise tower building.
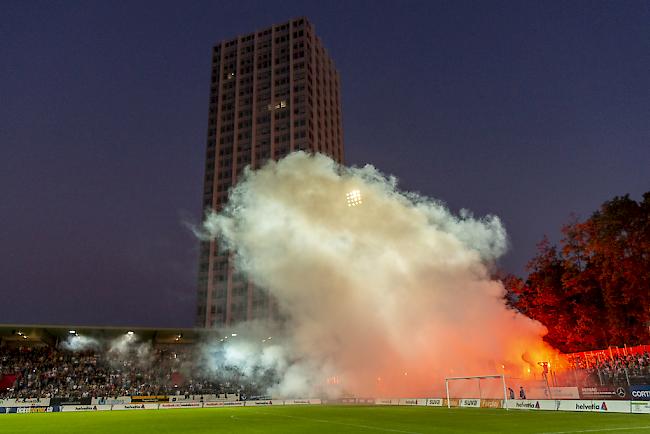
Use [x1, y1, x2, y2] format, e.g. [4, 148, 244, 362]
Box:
[196, 18, 344, 327]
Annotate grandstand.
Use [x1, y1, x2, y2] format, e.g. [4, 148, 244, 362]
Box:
[0, 324, 257, 401]
[2, 324, 650, 427]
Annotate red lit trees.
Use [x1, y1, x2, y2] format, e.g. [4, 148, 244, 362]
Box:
[505, 192, 650, 353]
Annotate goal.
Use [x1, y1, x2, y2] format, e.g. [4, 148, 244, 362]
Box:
[444, 374, 509, 410]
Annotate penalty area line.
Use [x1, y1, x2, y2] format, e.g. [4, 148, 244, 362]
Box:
[539, 427, 650, 434]
[253, 410, 424, 434]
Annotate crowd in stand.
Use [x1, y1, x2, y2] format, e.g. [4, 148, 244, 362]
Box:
[569, 350, 650, 386]
[0, 345, 262, 400]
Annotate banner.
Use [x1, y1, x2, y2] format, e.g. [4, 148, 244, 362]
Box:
[203, 401, 247, 407]
[630, 385, 650, 401]
[599, 401, 631, 413]
[283, 399, 314, 405]
[355, 398, 375, 405]
[131, 395, 169, 403]
[28, 407, 49, 413]
[556, 400, 629, 413]
[480, 399, 502, 409]
[459, 399, 480, 408]
[508, 399, 538, 410]
[579, 386, 629, 400]
[549, 387, 580, 399]
[506, 400, 558, 411]
[425, 398, 443, 407]
[1, 399, 50, 407]
[0, 398, 49, 407]
[61, 405, 112, 412]
[1, 406, 59, 414]
[244, 400, 280, 406]
[169, 395, 219, 402]
[93, 397, 131, 405]
[50, 397, 92, 406]
[112, 404, 159, 410]
[631, 401, 650, 414]
[399, 398, 427, 406]
[375, 398, 400, 406]
[159, 402, 202, 409]
[442, 398, 459, 407]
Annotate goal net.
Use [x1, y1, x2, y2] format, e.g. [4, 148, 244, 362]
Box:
[445, 374, 509, 409]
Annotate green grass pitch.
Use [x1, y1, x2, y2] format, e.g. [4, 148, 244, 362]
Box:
[1, 406, 649, 434]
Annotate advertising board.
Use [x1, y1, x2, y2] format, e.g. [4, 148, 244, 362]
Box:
[630, 385, 650, 401]
[355, 398, 375, 404]
[579, 386, 629, 400]
[60, 405, 112, 412]
[425, 398, 443, 407]
[93, 397, 131, 405]
[283, 399, 315, 405]
[203, 401, 245, 407]
[399, 398, 427, 406]
[598, 401, 631, 413]
[556, 400, 629, 413]
[443, 398, 459, 407]
[159, 402, 202, 409]
[112, 404, 159, 410]
[0, 398, 50, 407]
[631, 401, 650, 414]
[244, 400, 279, 406]
[480, 399, 502, 408]
[131, 395, 169, 403]
[549, 387, 580, 399]
[375, 398, 400, 406]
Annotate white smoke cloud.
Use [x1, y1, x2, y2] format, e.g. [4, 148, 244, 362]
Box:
[201, 152, 552, 397]
[108, 333, 155, 367]
[60, 335, 100, 351]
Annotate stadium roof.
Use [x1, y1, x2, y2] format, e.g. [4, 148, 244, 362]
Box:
[0, 324, 211, 346]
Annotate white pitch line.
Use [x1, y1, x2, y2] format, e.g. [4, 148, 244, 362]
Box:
[254, 410, 424, 434]
[539, 427, 650, 434]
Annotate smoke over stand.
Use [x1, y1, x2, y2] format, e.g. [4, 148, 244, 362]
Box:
[200, 152, 554, 398]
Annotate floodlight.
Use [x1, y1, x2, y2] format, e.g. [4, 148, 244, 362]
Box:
[127, 331, 134, 336]
[346, 189, 363, 207]
[69, 330, 76, 334]
[231, 333, 237, 337]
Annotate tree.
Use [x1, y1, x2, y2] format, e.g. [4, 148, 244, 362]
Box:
[504, 192, 650, 353]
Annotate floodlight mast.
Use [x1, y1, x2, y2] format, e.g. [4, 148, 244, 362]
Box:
[444, 374, 509, 411]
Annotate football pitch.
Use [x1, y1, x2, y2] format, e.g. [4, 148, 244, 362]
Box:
[1, 406, 649, 434]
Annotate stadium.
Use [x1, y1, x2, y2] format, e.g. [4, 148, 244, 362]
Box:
[4, 2, 650, 433]
[1, 324, 649, 433]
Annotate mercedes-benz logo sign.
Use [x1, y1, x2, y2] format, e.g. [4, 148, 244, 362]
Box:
[616, 387, 626, 398]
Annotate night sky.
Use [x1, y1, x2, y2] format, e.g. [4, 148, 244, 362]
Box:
[1, 1, 648, 328]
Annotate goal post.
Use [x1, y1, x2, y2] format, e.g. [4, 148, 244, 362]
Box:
[444, 374, 509, 410]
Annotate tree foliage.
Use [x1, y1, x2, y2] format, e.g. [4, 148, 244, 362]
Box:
[505, 192, 650, 352]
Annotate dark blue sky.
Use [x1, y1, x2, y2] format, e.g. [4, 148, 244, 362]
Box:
[1, 1, 648, 327]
